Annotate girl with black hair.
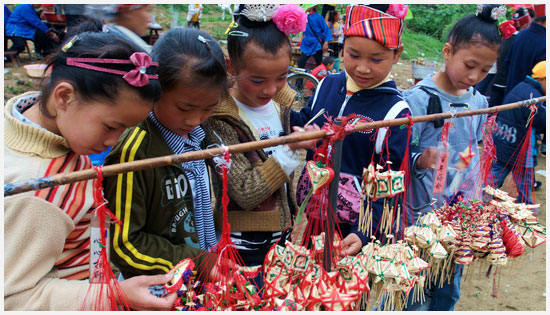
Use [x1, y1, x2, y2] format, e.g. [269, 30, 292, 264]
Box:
[404, 4, 504, 311]
[202, 4, 318, 282]
[4, 31, 177, 310]
[103, 27, 229, 289]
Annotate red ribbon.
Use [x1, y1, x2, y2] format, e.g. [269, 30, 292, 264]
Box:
[93, 166, 122, 226]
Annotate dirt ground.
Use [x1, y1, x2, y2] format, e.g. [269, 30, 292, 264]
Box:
[4, 47, 546, 312]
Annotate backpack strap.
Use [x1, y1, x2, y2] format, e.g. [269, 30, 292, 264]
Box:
[375, 100, 410, 154]
[418, 86, 444, 128]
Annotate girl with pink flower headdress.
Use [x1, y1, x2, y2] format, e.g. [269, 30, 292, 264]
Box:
[202, 4, 318, 287]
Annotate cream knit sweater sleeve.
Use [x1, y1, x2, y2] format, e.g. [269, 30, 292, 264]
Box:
[4, 194, 90, 310]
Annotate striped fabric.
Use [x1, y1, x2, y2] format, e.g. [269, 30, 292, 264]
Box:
[149, 112, 217, 250]
[34, 152, 95, 280]
[344, 4, 404, 49]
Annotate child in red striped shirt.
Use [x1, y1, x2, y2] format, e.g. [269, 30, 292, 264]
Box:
[4, 30, 176, 310]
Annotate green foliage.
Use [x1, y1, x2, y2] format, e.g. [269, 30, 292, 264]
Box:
[157, 4, 187, 12]
[6, 85, 24, 95]
[406, 4, 477, 38]
[401, 30, 444, 62]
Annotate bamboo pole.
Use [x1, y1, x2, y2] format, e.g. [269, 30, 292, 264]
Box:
[4, 96, 544, 196]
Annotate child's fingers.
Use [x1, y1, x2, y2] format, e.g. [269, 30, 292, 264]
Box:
[133, 273, 174, 287]
[342, 233, 362, 256]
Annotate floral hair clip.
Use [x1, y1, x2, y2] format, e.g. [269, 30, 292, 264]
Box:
[387, 4, 409, 20]
[499, 20, 517, 39]
[232, 4, 306, 37]
[65, 52, 158, 87]
[272, 4, 307, 36]
[491, 6, 508, 21]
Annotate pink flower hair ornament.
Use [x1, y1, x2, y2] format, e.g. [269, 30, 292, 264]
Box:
[387, 4, 409, 20]
[272, 4, 307, 36]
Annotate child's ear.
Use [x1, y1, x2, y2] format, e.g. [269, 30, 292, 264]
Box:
[52, 82, 77, 112]
[442, 43, 453, 61]
[226, 57, 237, 76]
[393, 46, 404, 64]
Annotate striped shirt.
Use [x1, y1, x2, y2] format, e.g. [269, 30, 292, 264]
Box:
[13, 94, 92, 280]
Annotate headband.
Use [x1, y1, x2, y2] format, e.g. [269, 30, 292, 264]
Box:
[344, 5, 406, 50]
[65, 52, 158, 87]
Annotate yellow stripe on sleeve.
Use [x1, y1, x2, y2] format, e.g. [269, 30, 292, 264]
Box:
[113, 128, 173, 273]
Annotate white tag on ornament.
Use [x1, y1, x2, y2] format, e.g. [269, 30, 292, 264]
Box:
[89, 223, 110, 283]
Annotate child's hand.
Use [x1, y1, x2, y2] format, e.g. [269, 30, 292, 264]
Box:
[119, 273, 178, 310]
[416, 147, 438, 170]
[288, 124, 320, 151]
[342, 233, 362, 256]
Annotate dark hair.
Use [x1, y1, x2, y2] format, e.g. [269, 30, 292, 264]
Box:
[447, 4, 502, 53]
[328, 10, 339, 24]
[40, 31, 161, 118]
[228, 5, 291, 70]
[322, 56, 334, 66]
[65, 18, 103, 38]
[152, 27, 228, 95]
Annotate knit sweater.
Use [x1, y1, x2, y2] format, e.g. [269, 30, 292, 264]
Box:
[202, 84, 298, 232]
[4, 92, 95, 310]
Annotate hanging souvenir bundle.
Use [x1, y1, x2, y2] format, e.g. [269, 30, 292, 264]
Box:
[414, 185, 546, 298]
[81, 167, 130, 311]
[293, 114, 356, 248]
[167, 260, 265, 311]
[359, 161, 406, 238]
[262, 234, 364, 311]
[359, 239, 430, 311]
[483, 186, 545, 250]
[358, 115, 414, 241]
[404, 209, 457, 292]
[165, 148, 264, 311]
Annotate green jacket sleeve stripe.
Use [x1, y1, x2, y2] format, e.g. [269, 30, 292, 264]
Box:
[112, 127, 174, 273]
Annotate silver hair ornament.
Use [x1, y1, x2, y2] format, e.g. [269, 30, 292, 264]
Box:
[240, 4, 279, 22]
[491, 6, 508, 21]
